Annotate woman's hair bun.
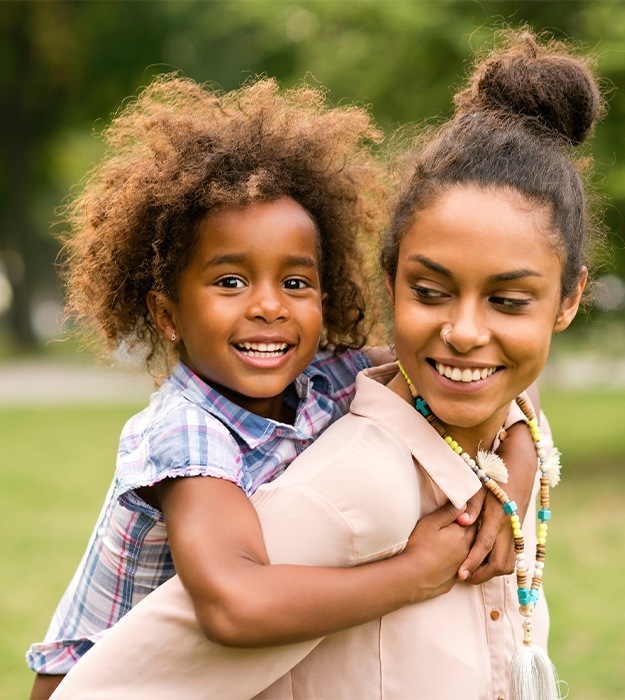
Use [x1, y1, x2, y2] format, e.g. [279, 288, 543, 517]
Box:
[454, 29, 605, 145]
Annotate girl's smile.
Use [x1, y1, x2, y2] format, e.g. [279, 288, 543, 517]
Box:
[152, 197, 324, 421]
[388, 185, 584, 453]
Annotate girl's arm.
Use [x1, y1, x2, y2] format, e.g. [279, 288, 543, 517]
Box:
[154, 474, 475, 647]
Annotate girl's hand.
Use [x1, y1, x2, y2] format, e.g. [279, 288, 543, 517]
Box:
[401, 502, 477, 600]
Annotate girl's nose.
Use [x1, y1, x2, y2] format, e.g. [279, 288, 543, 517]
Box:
[246, 287, 289, 323]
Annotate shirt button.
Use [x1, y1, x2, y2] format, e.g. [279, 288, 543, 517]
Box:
[490, 609, 500, 621]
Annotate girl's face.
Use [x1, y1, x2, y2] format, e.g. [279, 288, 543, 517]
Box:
[389, 185, 585, 447]
[151, 197, 324, 420]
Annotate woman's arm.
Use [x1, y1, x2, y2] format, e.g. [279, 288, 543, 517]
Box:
[156, 474, 475, 647]
[456, 382, 541, 584]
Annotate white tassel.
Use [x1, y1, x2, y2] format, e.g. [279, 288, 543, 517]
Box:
[543, 447, 562, 487]
[476, 448, 509, 483]
[509, 643, 562, 700]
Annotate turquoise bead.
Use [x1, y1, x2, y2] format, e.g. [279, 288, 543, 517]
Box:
[517, 588, 531, 604]
[503, 501, 518, 515]
[538, 508, 552, 520]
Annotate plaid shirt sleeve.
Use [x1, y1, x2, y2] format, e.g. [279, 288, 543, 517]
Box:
[26, 399, 248, 675]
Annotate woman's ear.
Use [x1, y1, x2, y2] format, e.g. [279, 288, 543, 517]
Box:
[385, 275, 395, 307]
[554, 266, 587, 333]
[147, 291, 178, 343]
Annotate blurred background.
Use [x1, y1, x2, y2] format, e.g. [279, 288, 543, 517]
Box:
[1, 1, 624, 698]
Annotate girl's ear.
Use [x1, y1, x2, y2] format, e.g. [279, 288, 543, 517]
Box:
[385, 275, 395, 307]
[147, 291, 178, 342]
[554, 266, 587, 333]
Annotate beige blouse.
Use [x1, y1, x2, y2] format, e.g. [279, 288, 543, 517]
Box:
[52, 363, 550, 700]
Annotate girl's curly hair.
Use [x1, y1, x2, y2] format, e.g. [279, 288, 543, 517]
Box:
[61, 75, 387, 372]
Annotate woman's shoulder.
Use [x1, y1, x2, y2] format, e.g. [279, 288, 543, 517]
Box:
[253, 414, 419, 567]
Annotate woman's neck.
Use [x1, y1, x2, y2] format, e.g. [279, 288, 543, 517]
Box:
[387, 368, 507, 458]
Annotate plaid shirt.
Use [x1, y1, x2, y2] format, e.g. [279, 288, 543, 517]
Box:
[27, 349, 370, 674]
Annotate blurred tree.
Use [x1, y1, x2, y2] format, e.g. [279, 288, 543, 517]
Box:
[1, 0, 623, 349]
[0, 1, 175, 348]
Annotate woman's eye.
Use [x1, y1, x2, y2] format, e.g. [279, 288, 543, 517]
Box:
[490, 296, 530, 311]
[411, 285, 446, 301]
[283, 278, 309, 290]
[217, 277, 245, 289]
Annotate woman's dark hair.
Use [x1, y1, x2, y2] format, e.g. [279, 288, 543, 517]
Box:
[61, 76, 388, 371]
[381, 29, 607, 301]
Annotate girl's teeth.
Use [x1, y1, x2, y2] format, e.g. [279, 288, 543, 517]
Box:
[451, 368, 463, 382]
[238, 342, 288, 355]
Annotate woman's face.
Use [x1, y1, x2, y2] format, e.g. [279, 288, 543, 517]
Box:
[389, 185, 585, 442]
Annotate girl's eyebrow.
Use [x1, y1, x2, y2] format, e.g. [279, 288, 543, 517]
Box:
[203, 253, 318, 269]
[407, 254, 542, 282]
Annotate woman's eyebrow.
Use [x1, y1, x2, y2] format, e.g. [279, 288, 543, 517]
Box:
[486, 269, 543, 283]
[408, 255, 542, 282]
[407, 254, 452, 277]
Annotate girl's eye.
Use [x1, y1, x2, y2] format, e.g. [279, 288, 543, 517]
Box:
[217, 276, 245, 289]
[490, 296, 530, 311]
[411, 285, 447, 301]
[283, 278, 309, 290]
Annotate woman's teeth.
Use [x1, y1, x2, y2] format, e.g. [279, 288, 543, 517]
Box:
[236, 342, 289, 357]
[435, 362, 497, 383]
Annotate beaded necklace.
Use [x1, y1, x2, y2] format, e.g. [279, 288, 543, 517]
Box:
[396, 361, 560, 648]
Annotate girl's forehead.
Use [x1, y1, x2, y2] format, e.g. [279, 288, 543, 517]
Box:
[194, 197, 321, 264]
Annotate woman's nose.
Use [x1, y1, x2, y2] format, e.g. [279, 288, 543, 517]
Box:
[445, 302, 490, 352]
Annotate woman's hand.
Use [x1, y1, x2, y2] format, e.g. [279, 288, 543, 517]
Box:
[455, 418, 538, 584]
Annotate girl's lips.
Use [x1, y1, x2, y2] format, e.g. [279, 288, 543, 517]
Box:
[232, 342, 295, 368]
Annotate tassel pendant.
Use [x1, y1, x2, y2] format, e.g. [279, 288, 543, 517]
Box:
[476, 448, 509, 483]
[509, 643, 561, 700]
[509, 619, 562, 700]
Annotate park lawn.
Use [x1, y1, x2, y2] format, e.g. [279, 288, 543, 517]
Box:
[1, 389, 624, 699]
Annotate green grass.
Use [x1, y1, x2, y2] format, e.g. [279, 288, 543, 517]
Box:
[1, 389, 624, 699]
[0, 403, 142, 700]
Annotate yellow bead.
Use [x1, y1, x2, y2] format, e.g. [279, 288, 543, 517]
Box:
[511, 515, 520, 525]
[528, 418, 538, 428]
[513, 529, 523, 538]
[455, 445, 463, 454]
[445, 436, 453, 444]
[450, 440, 458, 450]
[538, 537, 547, 545]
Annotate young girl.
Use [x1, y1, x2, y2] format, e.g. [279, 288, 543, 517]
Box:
[29, 75, 538, 698]
[48, 28, 605, 700]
